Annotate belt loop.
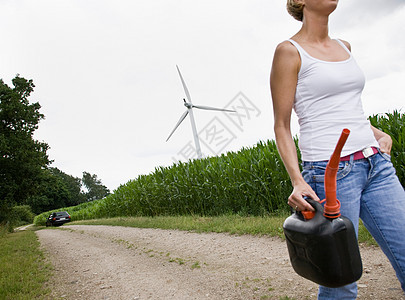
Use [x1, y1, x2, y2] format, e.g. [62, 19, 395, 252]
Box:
[350, 153, 354, 164]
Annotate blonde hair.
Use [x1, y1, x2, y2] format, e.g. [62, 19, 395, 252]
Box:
[286, 0, 304, 22]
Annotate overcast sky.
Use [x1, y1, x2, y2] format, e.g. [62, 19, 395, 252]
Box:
[2, 0, 404, 191]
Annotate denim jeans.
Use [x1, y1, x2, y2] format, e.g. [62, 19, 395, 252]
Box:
[302, 150, 405, 299]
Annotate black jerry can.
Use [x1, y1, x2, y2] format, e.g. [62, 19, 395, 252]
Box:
[283, 198, 363, 288]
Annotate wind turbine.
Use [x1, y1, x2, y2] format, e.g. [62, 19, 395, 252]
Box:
[166, 65, 236, 159]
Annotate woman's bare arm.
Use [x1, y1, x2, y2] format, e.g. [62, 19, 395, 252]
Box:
[270, 41, 318, 211]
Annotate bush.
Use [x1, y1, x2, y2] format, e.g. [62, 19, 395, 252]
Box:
[0, 205, 35, 233]
[11, 205, 36, 225]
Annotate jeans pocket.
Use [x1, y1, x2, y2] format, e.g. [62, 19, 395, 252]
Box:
[381, 152, 392, 161]
[336, 161, 353, 180]
[303, 161, 353, 183]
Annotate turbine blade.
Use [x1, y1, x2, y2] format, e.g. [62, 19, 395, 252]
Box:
[192, 105, 236, 113]
[166, 110, 189, 142]
[176, 65, 192, 103]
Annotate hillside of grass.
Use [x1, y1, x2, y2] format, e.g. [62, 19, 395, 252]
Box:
[34, 111, 404, 226]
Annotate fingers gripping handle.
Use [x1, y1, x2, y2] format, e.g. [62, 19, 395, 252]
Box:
[302, 210, 315, 220]
[302, 129, 350, 220]
[299, 195, 316, 220]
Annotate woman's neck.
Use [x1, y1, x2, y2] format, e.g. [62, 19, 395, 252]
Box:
[295, 12, 330, 43]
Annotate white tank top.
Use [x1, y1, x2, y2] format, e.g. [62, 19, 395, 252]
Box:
[288, 39, 379, 161]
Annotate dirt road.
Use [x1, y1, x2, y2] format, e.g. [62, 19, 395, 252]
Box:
[36, 225, 404, 299]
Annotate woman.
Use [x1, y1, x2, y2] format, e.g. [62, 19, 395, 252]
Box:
[270, 0, 405, 298]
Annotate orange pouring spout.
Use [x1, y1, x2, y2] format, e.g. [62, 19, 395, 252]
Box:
[323, 128, 350, 219]
[301, 128, 350, 220]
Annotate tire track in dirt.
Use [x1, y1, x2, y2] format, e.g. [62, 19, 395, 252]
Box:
[37, 225, 404, 299]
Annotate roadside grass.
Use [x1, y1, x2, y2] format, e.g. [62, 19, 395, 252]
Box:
[69, 214, 378, 245]
[70, 214, 288, 238]
[358, 219, 378, 246]
[0, 227, 51, 300]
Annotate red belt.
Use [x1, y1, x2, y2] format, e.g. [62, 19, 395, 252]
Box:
[340, 147, 378, 161]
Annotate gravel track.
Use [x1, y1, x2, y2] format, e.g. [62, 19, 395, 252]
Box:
[36, 225, 404, 299]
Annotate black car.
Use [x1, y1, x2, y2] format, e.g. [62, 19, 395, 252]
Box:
[46, 211, 71, 227]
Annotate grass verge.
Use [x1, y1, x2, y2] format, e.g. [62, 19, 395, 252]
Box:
[0, 227, 51, 300]
[70, 214, 378, 245]
[71, 214, 288, 238]
[358, 219, 378, 246]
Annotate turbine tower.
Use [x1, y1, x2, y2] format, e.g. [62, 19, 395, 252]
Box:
[166, 65, 235, 159]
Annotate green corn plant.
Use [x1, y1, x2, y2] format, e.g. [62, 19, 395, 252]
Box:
[33, 111, 403, 224]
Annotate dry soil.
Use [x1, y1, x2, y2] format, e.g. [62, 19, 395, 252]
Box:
[36, 225, 404, 299]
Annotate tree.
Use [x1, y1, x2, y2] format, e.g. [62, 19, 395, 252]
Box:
[82, 171, 110, 201]
[26, 168, 108, 214]
[26, 169, 70, 214]
[0, 75, 50, 222]
[50, 167, 86, 206]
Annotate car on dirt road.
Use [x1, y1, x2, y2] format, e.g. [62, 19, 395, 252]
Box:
[46, 211, 71, 227]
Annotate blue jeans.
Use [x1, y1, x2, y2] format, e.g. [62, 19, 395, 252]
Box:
[302, 150, 405, 299]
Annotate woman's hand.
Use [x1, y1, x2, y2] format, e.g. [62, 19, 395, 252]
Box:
[376, 133, 392, 155]
[371, 125, 392, 155]
[288, 180, 319, 212]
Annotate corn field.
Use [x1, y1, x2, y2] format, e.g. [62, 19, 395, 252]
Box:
[35, 139, 291, 224]
[34, 111, 404, 226]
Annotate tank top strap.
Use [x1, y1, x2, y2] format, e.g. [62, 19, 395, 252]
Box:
[287, 39, 306, 56]
[334, 39, 352, 55]
[287, 39, 309, 72]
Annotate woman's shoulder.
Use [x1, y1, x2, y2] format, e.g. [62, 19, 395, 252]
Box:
[273, 40, 300, 60]
[272, 40, 301, 73]
[336, 39, 352, 52]
[275, 40, 297, 53]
